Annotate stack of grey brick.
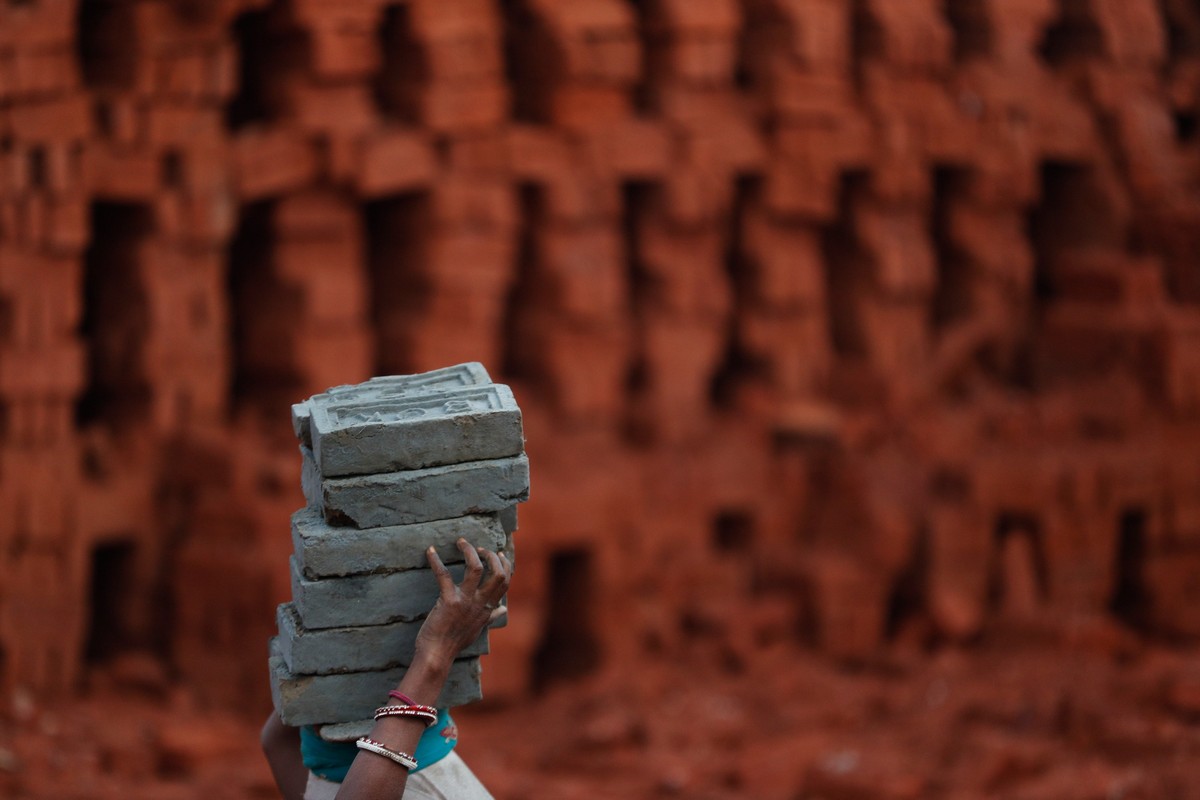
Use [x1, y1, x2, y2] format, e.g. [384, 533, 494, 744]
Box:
[269, 363, 528, 731]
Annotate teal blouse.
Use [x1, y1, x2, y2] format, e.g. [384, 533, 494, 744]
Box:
[300, 708, 458, 782]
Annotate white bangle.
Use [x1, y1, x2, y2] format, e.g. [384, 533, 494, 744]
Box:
[355, 737, 418, 771]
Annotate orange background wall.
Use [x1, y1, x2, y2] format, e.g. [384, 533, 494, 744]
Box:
[1, 0, 1200, 796]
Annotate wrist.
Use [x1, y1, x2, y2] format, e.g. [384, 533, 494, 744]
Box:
[411, 644, 455, 675]
[395, 650, 453, 706]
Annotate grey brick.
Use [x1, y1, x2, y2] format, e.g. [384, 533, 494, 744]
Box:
[291, 556, 460, 629]
[354, 363, 490, 394]
[317, 719, 376, 742]
[292, 364, 492, 448]
[269, 639, 482, 725]
[291, 507, 507, 579]
[319, 364, 492, 405]
[300, 446, 321, 510]
[292, 403, 313, 449]
[499, 505, 518, 534]
[487, 533, 515, 630]
[311, 384, 524, 478]
[305, 453, 530, 529]
[489, 597, 509, 630]
[276, 603, 488, 675]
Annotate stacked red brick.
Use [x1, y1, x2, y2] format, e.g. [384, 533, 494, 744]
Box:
[0, 0, 91, 695]
[0, 0, 1196, 713]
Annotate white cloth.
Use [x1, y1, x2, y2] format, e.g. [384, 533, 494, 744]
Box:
[304, 751, 493, 800]
[304, 773, 339, 800]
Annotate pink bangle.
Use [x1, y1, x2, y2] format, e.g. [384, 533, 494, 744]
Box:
[387, 690, 417, 706]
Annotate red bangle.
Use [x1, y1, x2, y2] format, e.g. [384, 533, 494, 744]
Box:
[388, 690, 417, 706]
[374, 704, 438, 727]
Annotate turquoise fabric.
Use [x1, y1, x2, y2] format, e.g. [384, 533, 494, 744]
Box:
[300, 708, 458, 781]
[299, 727, 357, 783]
[413, 708, 458, 770]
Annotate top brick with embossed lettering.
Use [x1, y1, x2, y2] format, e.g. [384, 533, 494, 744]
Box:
[291, 362, 494, 448]
[302, 379, 525, 478]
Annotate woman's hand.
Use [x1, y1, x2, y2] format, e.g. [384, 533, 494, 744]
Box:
[414, 538, 512, 668]
[329, 540, 513, 798]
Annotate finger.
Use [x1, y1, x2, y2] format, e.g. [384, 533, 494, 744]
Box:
[478, 548, 508, 601]
[458, 538, 484, 594]
[498, 551, 513, 576]
[427, 547, 455, 597]
[488, 605, 508, 625]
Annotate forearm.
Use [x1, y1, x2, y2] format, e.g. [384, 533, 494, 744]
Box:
[333, 540, 509, 799]
[262, 712, 308, 800]
[388, 649, 452, 706]
[334, 650, 454, 799]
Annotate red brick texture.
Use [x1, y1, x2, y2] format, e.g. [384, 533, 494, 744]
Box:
[2, 0, 1200, 794]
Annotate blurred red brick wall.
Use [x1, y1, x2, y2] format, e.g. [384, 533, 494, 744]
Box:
[1, 0, 1199, 712]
